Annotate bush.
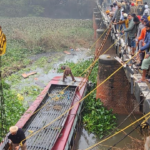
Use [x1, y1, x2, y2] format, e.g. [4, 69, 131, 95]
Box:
[0, 81, 26, 142]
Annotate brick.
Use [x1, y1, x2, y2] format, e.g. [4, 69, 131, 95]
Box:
[96, 54, 138, 114]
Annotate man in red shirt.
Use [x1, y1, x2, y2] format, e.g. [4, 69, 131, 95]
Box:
[136, 19, 148, 66]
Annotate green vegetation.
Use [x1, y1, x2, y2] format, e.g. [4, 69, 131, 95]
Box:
[58, 59, 116, 138]
[0, 18, 94, 142]
[1, 18, 93, 77]
[0, 81, 26, 141]
[83, 94, 116, 139]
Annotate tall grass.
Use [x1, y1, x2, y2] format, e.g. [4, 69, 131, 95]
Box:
[1, 17, 93, 77]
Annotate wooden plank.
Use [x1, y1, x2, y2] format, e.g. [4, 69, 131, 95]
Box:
[22, 72, 37, 78]
[64, 51, 71, 54]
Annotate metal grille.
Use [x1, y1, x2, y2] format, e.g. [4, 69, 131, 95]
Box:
[23, 85, 76, 150]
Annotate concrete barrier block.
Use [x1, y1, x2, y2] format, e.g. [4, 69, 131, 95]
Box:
[143, 94, 150, 124]
[124, 68, 131, 81]
[134, 82, 141, 103]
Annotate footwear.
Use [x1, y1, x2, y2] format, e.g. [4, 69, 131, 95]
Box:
[136, 79, 146, 83]
[136, 63, 141, 66]
[123, 50, 126, 54]
[132, 59, 136, 64]
[146, 75, 150, 79]
[147, 79, 150, 83]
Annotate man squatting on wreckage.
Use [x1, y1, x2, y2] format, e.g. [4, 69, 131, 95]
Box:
[61, 66, 76, 82]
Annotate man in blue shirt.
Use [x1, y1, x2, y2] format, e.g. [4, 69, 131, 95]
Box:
[138, 22, 150, 82]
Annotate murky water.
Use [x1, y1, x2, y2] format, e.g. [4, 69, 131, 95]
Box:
[6, 48, 92, 106]
[77, 114, 143, 150]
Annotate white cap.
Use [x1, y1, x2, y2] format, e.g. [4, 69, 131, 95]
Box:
[9, 126, 18, 133]
[123, 13, 128, 17]
[145, 5, 149, 9]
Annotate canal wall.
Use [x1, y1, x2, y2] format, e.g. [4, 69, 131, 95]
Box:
[96, 54, 136, 114]
[94, 1, 150, 120]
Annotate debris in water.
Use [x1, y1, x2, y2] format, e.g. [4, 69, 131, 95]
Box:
[76, 48, 80, 51]
[22, 72, 37, 78]
[64, 51, 71, 55]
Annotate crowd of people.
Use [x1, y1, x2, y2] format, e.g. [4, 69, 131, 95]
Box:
[105, 1, 150, 82]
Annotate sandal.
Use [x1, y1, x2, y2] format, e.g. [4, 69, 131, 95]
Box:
[132, 59, 136, 64]
[146, 79, 150, 83]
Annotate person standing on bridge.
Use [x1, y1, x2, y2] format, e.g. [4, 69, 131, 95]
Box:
[122, 14, 139, 56]
[141, 2, 148, 15]
[124, 1, 130, 13]
[130, 3, 137, 15]
[138, 22, 150, 82]
[112, 2, 122, 30]
[143, 5, 150, 17]
[136, 19, 148, 66]
[8, 126, 27, 150]
[116, 12, 129, 44]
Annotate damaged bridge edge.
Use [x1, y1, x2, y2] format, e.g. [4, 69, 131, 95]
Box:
[95, 1, 150, 124]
